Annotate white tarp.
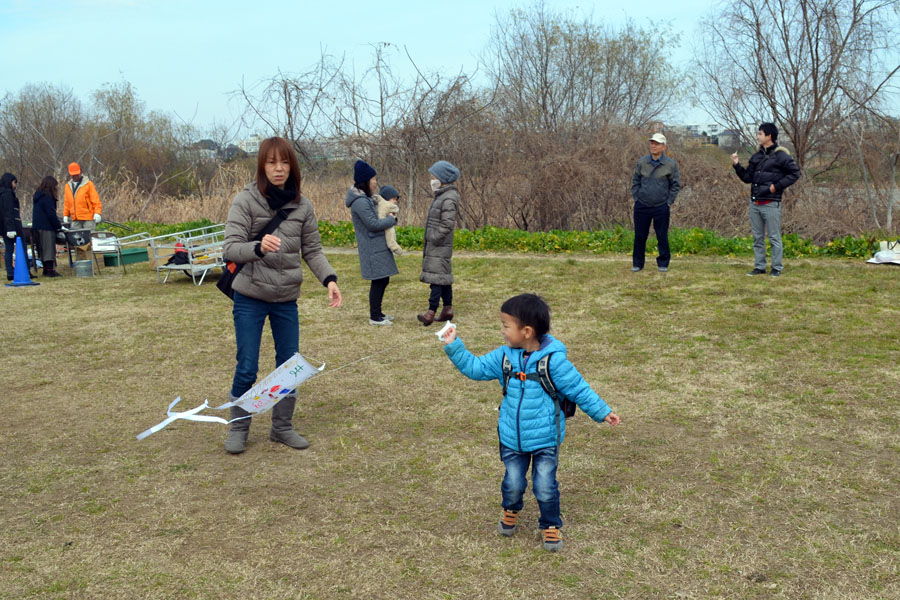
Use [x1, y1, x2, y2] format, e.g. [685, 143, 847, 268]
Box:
[866, 241, 900, 265]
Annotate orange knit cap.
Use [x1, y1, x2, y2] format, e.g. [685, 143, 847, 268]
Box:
[68, 162, 81, 176]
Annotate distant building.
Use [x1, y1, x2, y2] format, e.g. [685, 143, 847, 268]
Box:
[223, 144, 248, 161]
[716, 129, 743, 150]
[237, 134, 264, 155]
[182, 139, 219, 162]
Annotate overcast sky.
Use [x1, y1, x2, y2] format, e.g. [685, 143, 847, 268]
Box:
[1, 0, 717, 136]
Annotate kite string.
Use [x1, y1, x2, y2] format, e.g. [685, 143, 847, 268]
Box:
[137, 328, 451, 439]
[304, 327, 444, 379]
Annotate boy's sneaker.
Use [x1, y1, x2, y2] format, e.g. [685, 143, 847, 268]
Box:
[630, 266, 642, 272]
[769, 269, 782, 277]
[369, 318, 393, 326]
[541, 526, 563, 552]
[747, 268, 766, 276]
[382, 314, 395, 321]
[498, 509, 519, 536]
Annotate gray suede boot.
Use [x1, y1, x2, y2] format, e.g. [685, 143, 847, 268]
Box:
[224, 401, 252, 454]
[269, 396, 309, 449]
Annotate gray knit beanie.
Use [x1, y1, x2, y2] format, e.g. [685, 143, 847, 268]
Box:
[428, 160, 460, 184]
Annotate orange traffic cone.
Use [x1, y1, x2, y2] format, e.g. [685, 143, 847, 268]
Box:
[5, 237, 39, 287]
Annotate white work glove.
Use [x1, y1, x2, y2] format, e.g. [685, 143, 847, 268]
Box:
[93, 213, 102, 223]
[6, 231, 16, 239]
[63, 216, 71, 225]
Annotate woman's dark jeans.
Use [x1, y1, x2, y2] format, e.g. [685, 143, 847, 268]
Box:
[230, 290, 299, 398]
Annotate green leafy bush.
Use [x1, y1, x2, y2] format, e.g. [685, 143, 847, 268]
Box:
[122, 219, 878, 259]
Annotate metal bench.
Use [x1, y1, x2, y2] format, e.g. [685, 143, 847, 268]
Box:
[149, 224, 226, 286]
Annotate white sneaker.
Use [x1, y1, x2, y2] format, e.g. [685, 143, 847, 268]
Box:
[369, 318, 393, 326]
[382, 314, 395, 321]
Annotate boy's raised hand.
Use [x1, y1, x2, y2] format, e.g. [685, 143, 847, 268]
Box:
[604, 413, 620, 426]
[438, 323, 457, 344]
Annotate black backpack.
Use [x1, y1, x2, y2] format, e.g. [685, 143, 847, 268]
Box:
[501, 352, 576, 446]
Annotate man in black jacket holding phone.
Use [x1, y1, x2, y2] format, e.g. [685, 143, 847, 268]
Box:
[732, 123, 801, 277]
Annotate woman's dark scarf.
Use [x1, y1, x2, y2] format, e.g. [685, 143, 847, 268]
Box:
[264, 181, 298, 211]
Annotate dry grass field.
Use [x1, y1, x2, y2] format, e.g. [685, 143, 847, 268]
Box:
[1, 250, 898, 599]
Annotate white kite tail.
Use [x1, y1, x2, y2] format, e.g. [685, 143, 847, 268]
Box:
[136, 397, 232, 440]
[136, 352, 325, 440]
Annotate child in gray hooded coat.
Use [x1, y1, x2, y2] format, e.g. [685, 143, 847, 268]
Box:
[417, 160, 460, 326]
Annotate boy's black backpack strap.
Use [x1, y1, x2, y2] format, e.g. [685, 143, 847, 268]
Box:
[535, 354, 576, 419]
[535, 355, 559, 402]
[535, 353, 578, 447]
[501, 354, 513, 396]
[535, 354, 562, 447]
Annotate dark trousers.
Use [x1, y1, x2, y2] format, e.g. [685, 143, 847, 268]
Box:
[369, 277, 390, 320]
[633, 202, 671, 269]
[428, 284, 452, 311]
[3, 235, 15, 278]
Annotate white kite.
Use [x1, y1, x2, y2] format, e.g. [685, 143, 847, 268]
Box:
[137, 352, 324, 440]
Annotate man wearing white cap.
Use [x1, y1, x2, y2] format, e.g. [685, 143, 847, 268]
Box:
[630, 133, 680, 272]
[63, 162, 102, 232]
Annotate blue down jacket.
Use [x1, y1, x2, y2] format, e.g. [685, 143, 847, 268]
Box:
[444, 335, 612, 452]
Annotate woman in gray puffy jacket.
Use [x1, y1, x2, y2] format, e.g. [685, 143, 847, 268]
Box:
[222, 137, 342, 455]
[417, 161, 460, 326]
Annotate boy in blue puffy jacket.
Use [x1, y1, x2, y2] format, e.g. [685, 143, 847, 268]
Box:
[440, 293, 620, 551]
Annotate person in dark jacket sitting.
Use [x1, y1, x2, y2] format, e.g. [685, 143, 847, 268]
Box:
[0, 173, 23, 281]
[32, 176, 63, 277]
[631, 133, 680, 272]
[732, 123, 801, 277]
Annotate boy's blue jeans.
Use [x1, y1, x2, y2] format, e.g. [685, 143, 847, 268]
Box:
[500, 443, 562, 529]
[231, 290, 299, 398]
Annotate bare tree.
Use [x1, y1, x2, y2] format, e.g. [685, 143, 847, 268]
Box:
[243, 44, 487, 224]
[236, 50, 344, 161]
[691, 0, 900, 173]
[847, 114, 900, 231]
[484, 1, 680, 134]
[89, 80, 196, 197]
[0, 83, 87, 187]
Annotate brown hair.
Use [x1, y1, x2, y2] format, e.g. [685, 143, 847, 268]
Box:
[256, 137, 302, 197]
[37, 176, 59, 201]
